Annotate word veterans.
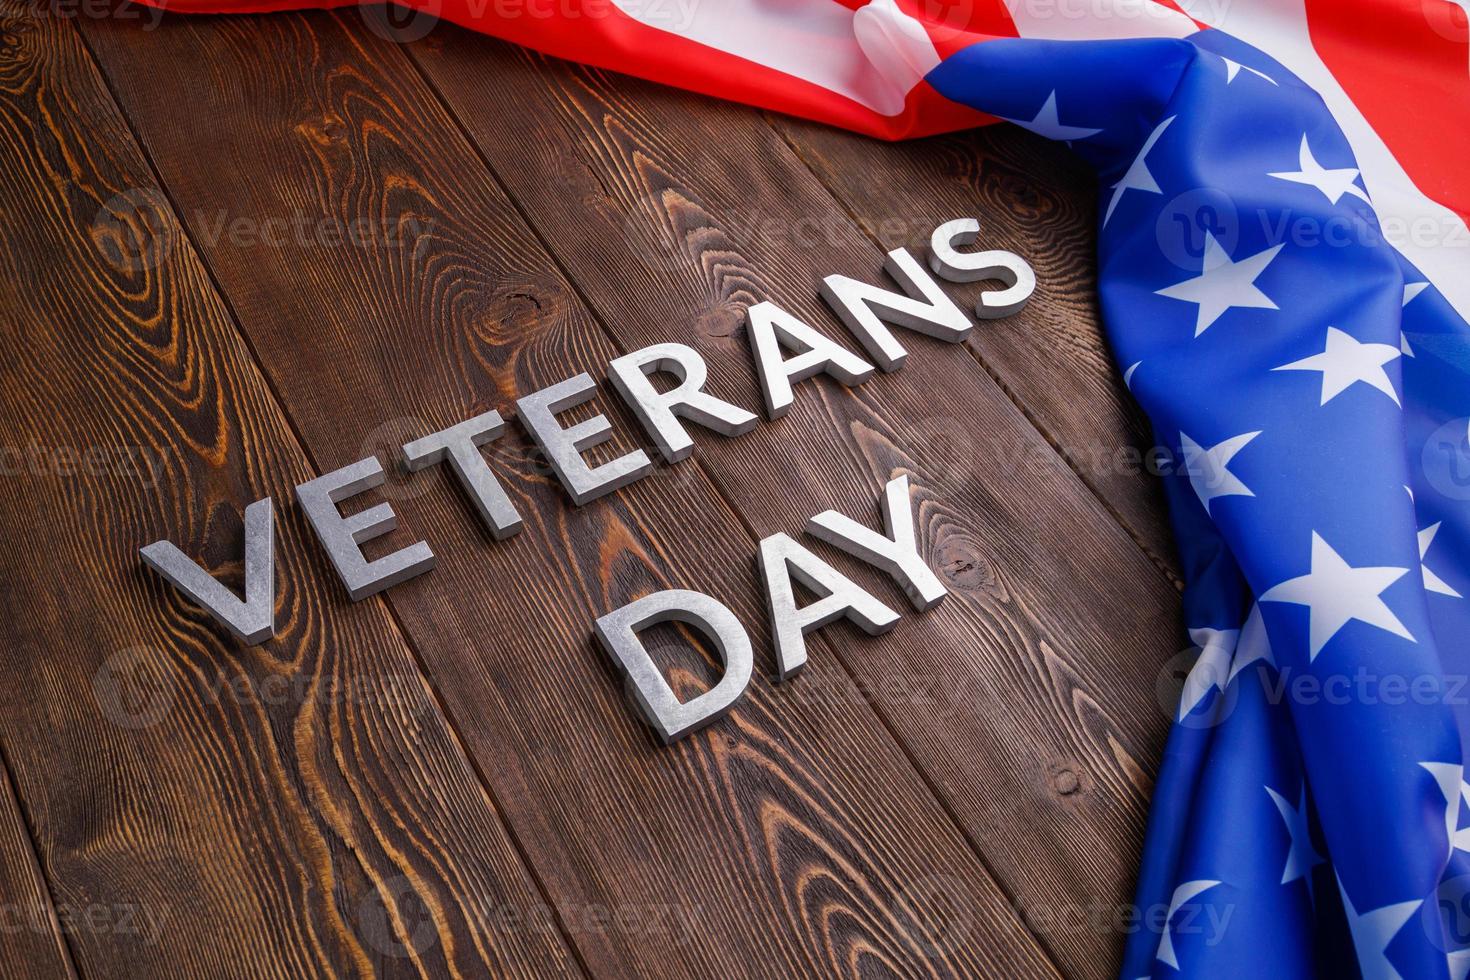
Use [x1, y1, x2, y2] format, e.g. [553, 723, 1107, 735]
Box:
[140, 217, 1033, 742]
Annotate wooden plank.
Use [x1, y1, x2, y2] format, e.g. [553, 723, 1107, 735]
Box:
[0, 4, 577, 975]
[402, 37, 1184, 979]
[0, 750, 75, 978]
[773, 115, 1182, 582]
[77, 9, 1062, 978]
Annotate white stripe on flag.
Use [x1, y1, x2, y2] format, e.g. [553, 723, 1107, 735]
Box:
[608, 0, 940, 115]
[1179, 0, 1470, 322]
[1006, 0, 1198, 42]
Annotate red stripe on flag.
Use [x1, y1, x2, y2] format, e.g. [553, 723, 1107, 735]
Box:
[1307, 0, 1470, 223]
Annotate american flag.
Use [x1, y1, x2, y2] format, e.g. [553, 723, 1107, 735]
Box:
[138, 0, 1470, 975]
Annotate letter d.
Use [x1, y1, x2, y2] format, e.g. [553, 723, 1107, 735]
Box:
[594, 590, 752, 744]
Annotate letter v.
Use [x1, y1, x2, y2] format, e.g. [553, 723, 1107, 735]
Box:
[141, 497, 275, 644]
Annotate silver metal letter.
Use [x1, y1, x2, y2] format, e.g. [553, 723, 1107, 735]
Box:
[818, 247, 972, 372]
[607, 343, 758, 463]
[401, 411, 523, 540]
[296, 457, 435, 601]
[806, 475, 947, 611]
[516, 373, 653, 506]
[594, 589, 753, 744]
[929, 217, 1035, 319]
[746, 300, 875, 420]
[758, 532, 899, 681]
[140, 497, 275, 644]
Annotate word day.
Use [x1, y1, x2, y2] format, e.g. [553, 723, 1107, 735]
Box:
[140, 217, 1034, 742]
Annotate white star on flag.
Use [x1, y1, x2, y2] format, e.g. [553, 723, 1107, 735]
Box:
[1273, 326, 1401, 406]
[1179, 626, 1238, 719]
[1228, 603, 1275, 685]
[1156, 233, 1283, 336]
[1104, 116, 1174, 226]
[1420, 762, 1470, 855]
[1399, 284, 1424, 355]
[1337, 875, 1420, 980]
[1420, 523, 1463, 598]
[1260, 532, 1414, 660]
[1156, 879, 1222, 969]
[1222, 56, 1276, 85]
[1000, 90, 1101, 143]
[1175, 605, 1275, 721]
[1265, 785, 1324, 889]
[1180, 430, 1259, 514]
[1269, 135, 1371, 205]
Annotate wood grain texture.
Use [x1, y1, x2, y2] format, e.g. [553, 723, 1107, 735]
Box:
[400, 35, 1182, 980]
[0, 3, 577, 975]
[77, 8, 1062, 978]
[773, 116, 1182, 583]
[0, 750, 75, 977]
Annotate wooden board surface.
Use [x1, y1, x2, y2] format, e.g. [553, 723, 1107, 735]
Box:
[0, 3, 1184, 976]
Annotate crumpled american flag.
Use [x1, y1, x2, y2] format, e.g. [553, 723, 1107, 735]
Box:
[137, 0, 1470, 974]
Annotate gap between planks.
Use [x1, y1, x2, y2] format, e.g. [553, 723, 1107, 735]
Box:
[0, 741, 81, 979]
[392, 38, 1072, 979]
[766, 115, 1185, 594]
[56, 15, 595, 973]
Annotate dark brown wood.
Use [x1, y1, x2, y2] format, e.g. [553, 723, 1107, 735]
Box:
[0, 4, 577, 976]
[0, 750, 75, 977]
[75, 8, 1064, 978]
[0, 1, 1197, 975]
[772, 115, 1182, 583]
[399, 35, 1180, 980]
